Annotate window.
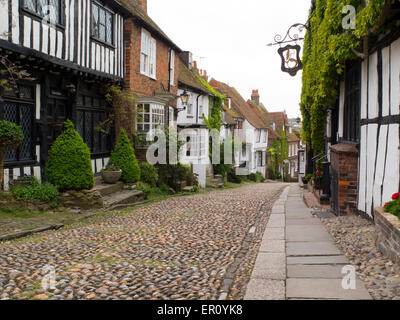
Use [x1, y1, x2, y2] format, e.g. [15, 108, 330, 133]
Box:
[169, 50, 175, 86]
[227, 98, 231, 109]
[256, 129, 261, 143]
[257, 151, 263, 167]
[187, 103, 194, 117]
[263, 129, 267, 143]
[185, 130, 206, 158]
[140, 29, 156, 78]
[169, 107, 174, 127]
[199, 104, 204, 118]
[136, 103, 165, 137]
[343, 61, 361, 143]
[24, 0, 62, 25]
[91, 2, 114, 45]
[270, 122, 276, 131]
[1, 85, 35, 162]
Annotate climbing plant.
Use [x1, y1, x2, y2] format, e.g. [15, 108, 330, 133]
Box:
[196, 75, 225, 131]
[102, 83, 137, 145]
[300, 0, 392, 154]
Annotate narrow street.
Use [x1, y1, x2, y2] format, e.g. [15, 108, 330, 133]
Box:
[0, 183, 286, 300]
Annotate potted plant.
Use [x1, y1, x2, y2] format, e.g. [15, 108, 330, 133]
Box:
[101, 163, 122, 184]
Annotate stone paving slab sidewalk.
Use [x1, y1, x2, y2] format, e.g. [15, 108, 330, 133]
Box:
[244, 185, 372, 300]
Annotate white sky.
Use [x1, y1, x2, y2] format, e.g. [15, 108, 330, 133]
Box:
[147, 0, 312, 118]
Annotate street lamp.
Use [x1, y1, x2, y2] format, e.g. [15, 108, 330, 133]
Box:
[177, 89, 190, 113]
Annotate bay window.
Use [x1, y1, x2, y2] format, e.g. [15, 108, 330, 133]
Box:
[136, 103, 165, 137]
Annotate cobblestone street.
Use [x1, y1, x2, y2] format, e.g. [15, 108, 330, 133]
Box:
[0, 182, 286, 300]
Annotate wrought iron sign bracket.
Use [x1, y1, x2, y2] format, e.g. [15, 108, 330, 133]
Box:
[267, 23, 311, 77]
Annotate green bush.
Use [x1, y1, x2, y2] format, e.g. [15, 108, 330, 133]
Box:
[0, 120, 23, 147]
[140, 162, 158, 187]
[46, 120, 94, 191]
[109, 129, 140, 183]
[227, 169, 243, 184]
[159, 184, 170, 194]
[135, 182, 151, 199]
[248, 173, 258, 182]
[157, 163, 192, 191]
[256, 172, 265, 183]
[11, 180, 59, 204]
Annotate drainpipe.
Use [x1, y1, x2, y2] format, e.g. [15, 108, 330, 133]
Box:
[167, 48, 172, 92]
[196, 94, 203, 125]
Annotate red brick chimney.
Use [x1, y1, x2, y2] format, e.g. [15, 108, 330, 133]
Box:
[200, 70, 208, 82]
[136, 0, 147, 13]
[251, 89, 260, 105]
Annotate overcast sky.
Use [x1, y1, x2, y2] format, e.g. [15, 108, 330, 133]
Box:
[147, 0, 311, 118]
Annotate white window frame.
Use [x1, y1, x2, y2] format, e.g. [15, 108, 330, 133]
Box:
[136, 103, 165, 137]
[140, 29, 156, 79]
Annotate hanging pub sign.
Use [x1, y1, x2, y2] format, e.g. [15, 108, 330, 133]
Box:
[267, 23, 310, 77]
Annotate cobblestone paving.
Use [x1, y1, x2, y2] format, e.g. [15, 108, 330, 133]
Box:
[0, 183, 285, 300]
[323, 215, 400, 300]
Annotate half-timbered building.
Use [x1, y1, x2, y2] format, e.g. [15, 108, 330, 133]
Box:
[326, 3, 400, 217]
[0, 0, 129, 190]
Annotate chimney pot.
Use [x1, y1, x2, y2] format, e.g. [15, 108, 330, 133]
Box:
[136, 0, 147, 13]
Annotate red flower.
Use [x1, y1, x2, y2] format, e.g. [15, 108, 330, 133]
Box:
[384, 203, 387, 208]
[392, 193, 400, 201]
[316, 170, 321, 176]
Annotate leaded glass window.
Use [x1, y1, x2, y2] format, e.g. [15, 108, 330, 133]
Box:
[1, 86, 35, 162]
[91, 2, 114, 45]
[23, 0, 62, 25]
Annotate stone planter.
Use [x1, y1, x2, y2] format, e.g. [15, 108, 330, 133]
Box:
[374, 207, 400, 265]
[101, 170, 122, 184]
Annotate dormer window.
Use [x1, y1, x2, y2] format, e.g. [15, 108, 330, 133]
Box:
[270, 122, 276, 131]
[23, 0, 63, 25]
[91, 2, 114, 45]
[227, 98, 231, 109]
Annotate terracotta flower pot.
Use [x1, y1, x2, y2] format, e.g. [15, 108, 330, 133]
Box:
[101, 170, 122, 184]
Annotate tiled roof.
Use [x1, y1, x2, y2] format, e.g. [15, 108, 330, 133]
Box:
[209, 79, 269, 129]
[117, 0, 181, 51]
[178, 59, 214, 95]
[268, 112, 289, 133]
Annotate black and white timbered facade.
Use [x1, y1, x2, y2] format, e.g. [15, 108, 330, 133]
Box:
[0, 0, 127, 190]
[327, 9, 400, 217]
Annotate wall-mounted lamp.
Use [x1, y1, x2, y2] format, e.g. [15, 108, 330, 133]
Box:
[177, 89, 190, 113]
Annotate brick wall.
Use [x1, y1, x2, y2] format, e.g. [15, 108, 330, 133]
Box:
[124, 19, 178, 99]
[330, 143, 359, 215]
[375, 207, 400, 265]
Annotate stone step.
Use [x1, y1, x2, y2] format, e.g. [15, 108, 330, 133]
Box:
[93, 181, 124, 197]
[94, 175, 103, 186]
[102, 190, 144, 208]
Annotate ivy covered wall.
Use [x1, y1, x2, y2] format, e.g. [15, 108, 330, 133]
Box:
[300, 0, 392, 154]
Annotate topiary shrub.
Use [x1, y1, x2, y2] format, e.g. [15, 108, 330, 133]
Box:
[46, 120, 94, 191]
[140, 162, 158, 187]
[0, 120, 23, 188]
[248, 173, 258, 182]
[109, 129, 140, 183]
